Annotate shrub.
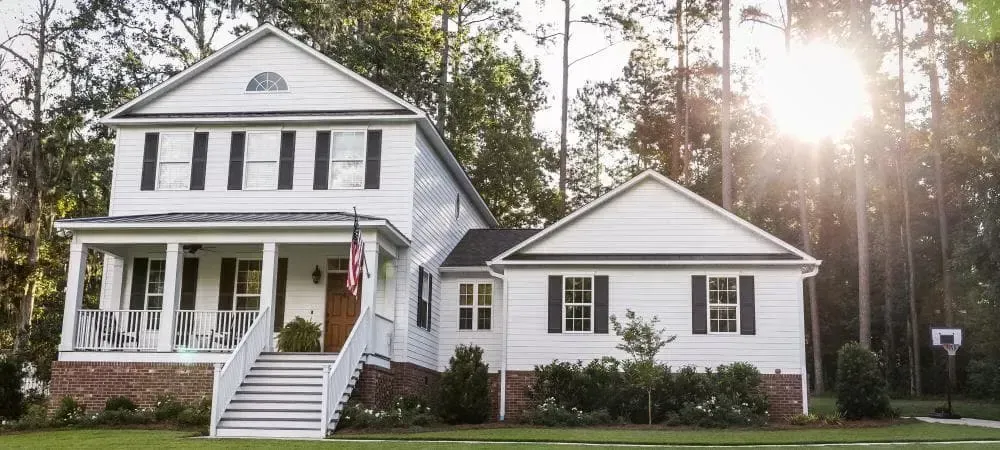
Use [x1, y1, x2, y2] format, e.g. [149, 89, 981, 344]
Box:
[836, 342, 893, 420]
[175, 396, 211, 428]
[91, 408, 154, 426]
[0, 359, 24, 421]
[438, 345, 490, 424]
[967, 358, 1000, 401]
[53, 396, 86, 426]
[153, 394, 186, 421]
[661, 366, 713, 413]
[277, 317, 322, 352]
[714, 363, 768, 418]
[521, 397, 613, 426]
[104, 396, 137, 412]
[336, 396, 437, 430]
[5, 403, 49, 430]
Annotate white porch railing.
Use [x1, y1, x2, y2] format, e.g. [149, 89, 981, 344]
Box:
[322, 306, 372, 436]
[371, 313, 394, 358]
[209, 306, 272, 437]
[173, 310, 260, 351]
[74, 310, 161, 351]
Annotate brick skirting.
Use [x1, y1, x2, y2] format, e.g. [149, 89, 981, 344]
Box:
[390, 361, 441, 399]
[49, 361, 214, 413]
[353, 362, 395, 409]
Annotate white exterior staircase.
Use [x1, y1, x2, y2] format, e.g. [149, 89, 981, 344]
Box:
[216, 352, 358, 438]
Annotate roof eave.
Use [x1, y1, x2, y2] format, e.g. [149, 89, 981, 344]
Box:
[416, 119, 499, 227]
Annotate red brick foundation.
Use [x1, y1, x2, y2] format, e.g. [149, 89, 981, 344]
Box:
[390, 361, 441, 399]
[350, 361, 442, 408]
[761, 373, 804, 421]
[352, 362, 395, 409]
[49, 361, 214, 412]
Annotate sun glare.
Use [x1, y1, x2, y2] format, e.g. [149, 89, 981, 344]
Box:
[762, 42, 869, 142]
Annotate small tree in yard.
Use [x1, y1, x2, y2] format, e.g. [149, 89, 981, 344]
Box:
[836, 342, 893, 420]
[611, 309, 676, 424]
[439, 344, 491, 424]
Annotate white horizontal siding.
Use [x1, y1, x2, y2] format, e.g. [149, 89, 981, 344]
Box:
[132, 35, 401, 115]
[402, 134, 491, 370]
[108, 123, 416, 235]
[437, 276, 503, 372]
[522, 178, 787, 255]
[503, 266, 805, 374]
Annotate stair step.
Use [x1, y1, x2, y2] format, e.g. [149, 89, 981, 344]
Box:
[227, 400, 321, 410]
[232, 392, 322, 403]
[252, 362, 332, 370]
[223, 410, 320, 420]
[238, 384, 322, 394]
[249, 367, 326, 376]
[216, 426, 324, 439]
[257, 352, 338, 362]
[244, 375, 322, 384]
[218, 418, 321, 430]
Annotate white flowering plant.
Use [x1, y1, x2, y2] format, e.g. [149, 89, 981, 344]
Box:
[521, 397, 613, 427]
[336, 395, 438, 430]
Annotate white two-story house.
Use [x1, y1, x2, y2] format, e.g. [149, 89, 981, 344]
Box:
[52, 25, 819, 439]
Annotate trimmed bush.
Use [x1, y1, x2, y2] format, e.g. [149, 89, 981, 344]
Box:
[337, 396, 437, 430]
[153, 394, 186, 421]
[104, 396, 137, 412]
[277, 317, 322, 352]
[521, 397, 613, 426]
[53, 396, 86, 426]
[0, 359, 24, 421]
[835, 342, 893, 420]
[438, 345, 491, 424]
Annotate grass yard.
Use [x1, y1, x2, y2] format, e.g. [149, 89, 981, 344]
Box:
[1, 426, 1000, 449]
[810, 396, 1000, 421]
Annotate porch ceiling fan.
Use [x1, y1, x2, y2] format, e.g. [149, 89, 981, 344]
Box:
[182, 244, 216, 256]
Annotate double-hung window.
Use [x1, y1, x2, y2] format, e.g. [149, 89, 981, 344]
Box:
[157, 133, 193, 190]
[234, 259, 262, 310]
[144, 260, 166, 329]
[708, 276, 739, 333]
[244, 131, 281, 190]
[563, 276, 593, 332]
[416, 267, 432, 330]
[330, 131, 366, 189]
[458, 283, 492, 330]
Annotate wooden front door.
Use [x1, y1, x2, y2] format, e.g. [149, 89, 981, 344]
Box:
[325, 272, 360, 352]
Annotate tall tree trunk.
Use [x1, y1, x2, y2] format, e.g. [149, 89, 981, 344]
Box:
[672, 0, 686, 180]
[925, 10, 955, 387]
[438, 1, 450, 132]
[849, 0, 872, 349]
[720, 0, 732, 208]
[879, 163, 895, 380]
[896, 2, 921, 395]
[558, 0, 570, 206]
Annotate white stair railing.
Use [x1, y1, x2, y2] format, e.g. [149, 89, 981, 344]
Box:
[209, 306, 272, 437]
[321, 306, 372, 436]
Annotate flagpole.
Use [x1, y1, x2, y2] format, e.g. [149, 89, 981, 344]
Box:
[354, 206, 372, 279]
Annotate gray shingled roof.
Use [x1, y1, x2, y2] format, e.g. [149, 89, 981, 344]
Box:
[57, 211, 383, 224]
[441, 229, 541, 267]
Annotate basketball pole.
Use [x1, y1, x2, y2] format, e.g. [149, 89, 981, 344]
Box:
[945, 351, 953, 416]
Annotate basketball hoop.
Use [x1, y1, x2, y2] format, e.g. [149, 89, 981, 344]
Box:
[942, 343, 960, 357]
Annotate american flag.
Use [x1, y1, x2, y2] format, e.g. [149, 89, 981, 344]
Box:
[346, 209, 366, 297]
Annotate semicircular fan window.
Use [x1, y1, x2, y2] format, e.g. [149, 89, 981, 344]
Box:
[246, 72, 288, 92]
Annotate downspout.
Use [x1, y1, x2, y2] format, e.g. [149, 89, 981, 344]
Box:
[799, 262, 821, 413]
[486, 261, 507, 421]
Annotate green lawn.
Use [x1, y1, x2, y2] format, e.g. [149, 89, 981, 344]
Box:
[810, 396, 1000, 421]
[3, 425, 1000, 449]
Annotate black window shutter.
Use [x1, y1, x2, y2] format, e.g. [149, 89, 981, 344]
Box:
[364, 130, 382, 189]
[179, 258, 199, 310]
[190, 132, 209, 190]
[427, 272, 434, 331]
[416, 266, 426, 328]
[140, 133, 159, 190]
[313, 131, 330, 190]
[128, 258, 149, 332]
[227, 132, 246, 190]
[548, 275, 562, 333]
[278, 131, 296, 190]
[274, 258, 288, 332]
[594, 275, 609, 333]
[739, 275, 756, 335]
[692, 275, 708, 334]
[218, 258, 237, 311]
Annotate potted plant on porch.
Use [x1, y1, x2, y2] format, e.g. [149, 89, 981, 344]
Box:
[277, 317, 322, 352]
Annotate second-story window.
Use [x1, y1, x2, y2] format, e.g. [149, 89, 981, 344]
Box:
[330, 131, 366, 189]
[157, 133, 194, 190]
[244, 131, 281, 190]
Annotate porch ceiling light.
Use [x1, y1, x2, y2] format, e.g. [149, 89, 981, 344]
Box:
[312, 265, 322, 284]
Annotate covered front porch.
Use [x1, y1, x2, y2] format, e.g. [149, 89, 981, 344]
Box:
[55, 214, 404, 362]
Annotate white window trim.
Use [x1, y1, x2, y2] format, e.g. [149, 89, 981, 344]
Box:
[458, 282, 493, 331]
[706, 274, 740, 335]
[417, 268, 432, 331]
[155, 132, 193, 191]
[562, 275, 594, 334]
[144, 259, 166, 310]
[328, 130, 368, 190]
[243, 130, 281, 191]
[233, 258, 263, 311]
[245, 72, 290, 93]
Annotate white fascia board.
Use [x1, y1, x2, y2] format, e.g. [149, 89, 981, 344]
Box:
[439, 266, 490, 273]
[56, 220, 409, 246]
[492, 259, 822, 267]
[416, 119, 499, 227]
[103, 114, 418, 126]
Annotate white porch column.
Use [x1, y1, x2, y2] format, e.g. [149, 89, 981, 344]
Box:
[361, 243, 379, 313]
[260, 242, 279, 351]
[99, 253, 125, 310]
[59, 241, 88, 352]
[157, 243, 183, 351]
